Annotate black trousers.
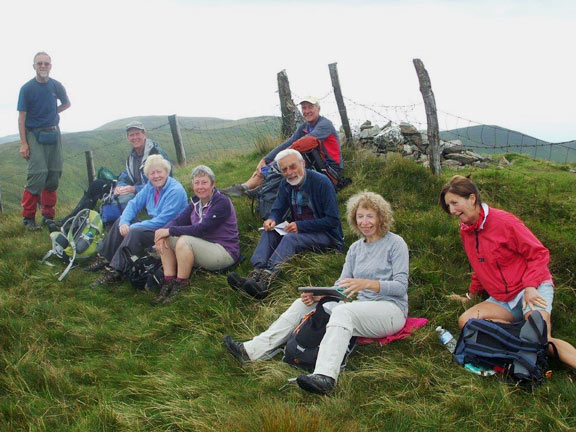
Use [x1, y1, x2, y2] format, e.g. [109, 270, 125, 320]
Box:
[99, 219, 155, 272]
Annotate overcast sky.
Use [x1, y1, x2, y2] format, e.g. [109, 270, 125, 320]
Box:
[2, 0, 574, 142]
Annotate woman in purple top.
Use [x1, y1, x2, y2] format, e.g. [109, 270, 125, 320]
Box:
[153, 165, 240, 305]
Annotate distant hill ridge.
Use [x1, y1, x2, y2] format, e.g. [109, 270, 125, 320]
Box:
[440, 124, 576, 163]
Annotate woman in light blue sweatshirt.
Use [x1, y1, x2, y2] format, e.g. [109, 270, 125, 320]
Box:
[224, 191, 409, 395]
[88, 155, 187, 287]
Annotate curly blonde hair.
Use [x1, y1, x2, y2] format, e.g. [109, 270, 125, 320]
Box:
[346, 191, 394, 238]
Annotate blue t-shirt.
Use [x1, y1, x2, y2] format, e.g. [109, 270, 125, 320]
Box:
[17, 78, 69, 128]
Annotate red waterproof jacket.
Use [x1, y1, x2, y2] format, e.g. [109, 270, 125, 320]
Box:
[461, 205, 552, 302]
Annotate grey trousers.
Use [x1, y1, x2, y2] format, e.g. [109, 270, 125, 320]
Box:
[99, 219, 155, 272]
[243, 298, 406, 380]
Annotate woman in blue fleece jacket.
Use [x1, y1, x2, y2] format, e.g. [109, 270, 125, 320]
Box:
[88, 155, 187, 287]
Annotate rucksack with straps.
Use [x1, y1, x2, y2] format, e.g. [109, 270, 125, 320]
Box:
[42, 209, 104, 281]
[453, 310, 557, 386]
[121, 247, 163, 291]
[283, 296, 357, 372]
[254, 161, 285, 220]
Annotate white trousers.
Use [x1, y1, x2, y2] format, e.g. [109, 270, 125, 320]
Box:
[243, 298, 406, 380]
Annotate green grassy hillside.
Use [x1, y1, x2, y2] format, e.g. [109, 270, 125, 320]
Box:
[0, 116, 281, 214]
[0, 147, 575, 431]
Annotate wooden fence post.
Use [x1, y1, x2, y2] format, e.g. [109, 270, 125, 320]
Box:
[85, 150, 95, 185]
[168, 114, 187, 166]
[328, 62, 353, 146]
[0, 184, 3, 213]
[277, 69, 301, 138]
[413, 58, 441, 176]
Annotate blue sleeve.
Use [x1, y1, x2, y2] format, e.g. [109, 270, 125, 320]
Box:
[17, 86, 27, 112]
[295, 177, 340, 234]
[169, 197, 231, 237]
[264, 123, 307, 163]
[269, 181, 291, 223]
[54, 81, 69, 105]
[130, 186, 188, 230]
[119, 186, 147, 225]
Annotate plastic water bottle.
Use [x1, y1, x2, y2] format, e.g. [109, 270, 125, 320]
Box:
[436, 326, 457, 353]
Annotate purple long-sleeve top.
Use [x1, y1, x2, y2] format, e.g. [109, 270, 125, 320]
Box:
[164, 188, 240, 261]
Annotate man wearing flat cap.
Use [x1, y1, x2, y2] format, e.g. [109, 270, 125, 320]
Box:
[53, 120, 171, 228]
[222, 96, 342, 198]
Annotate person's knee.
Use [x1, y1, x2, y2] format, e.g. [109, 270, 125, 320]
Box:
[458, 310, 472, 329]
[326, 305, 354, 330]
[175, 238, 194, 255]
[44, 171, 61, 190]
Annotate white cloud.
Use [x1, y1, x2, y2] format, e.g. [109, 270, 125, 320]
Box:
[1, 0, 574, 142]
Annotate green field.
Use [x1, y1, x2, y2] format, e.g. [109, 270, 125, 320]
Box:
[0, 144, 575, 431]
[0, 115, 281, 214]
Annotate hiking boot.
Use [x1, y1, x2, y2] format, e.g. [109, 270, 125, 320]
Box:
[90, 267, 122, 288]
[162, 279, 189, 305]
[242, 278, 269, 300]
[228, 269, 263, 291]
[223, 335, 250, 364]
[221, 184, 247, 197]
[85, 255, 109, 272]
[151, 278, 175, 306]
[296, 374, 336, 395]
[23, 217, 41, 232]
[244, 185, 262, 199]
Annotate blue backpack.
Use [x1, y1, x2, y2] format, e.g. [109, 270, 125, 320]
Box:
[453, 311, 557, 386]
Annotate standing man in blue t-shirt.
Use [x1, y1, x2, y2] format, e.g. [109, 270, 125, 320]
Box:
[17, 52, 71, 230]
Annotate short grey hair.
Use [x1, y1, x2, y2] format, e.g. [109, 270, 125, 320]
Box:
[274, 148, 304, 163]
[143, 154, 171, 177]
[191, 165, 215, 184]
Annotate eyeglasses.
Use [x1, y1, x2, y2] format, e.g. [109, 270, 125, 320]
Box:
[36, 62, 51, 67]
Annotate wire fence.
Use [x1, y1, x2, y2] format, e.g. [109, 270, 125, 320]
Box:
[0, 117, 282, 213]
[1, 84, 574, 214]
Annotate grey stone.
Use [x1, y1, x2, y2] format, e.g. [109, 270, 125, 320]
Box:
[360, 120, 373, 130]
[441, 140, 465, 154]
[442, 159, 462, 168]
[402, 144, 413, 155]
[444, 152, 480, 164]
[359, 126, 381, 139]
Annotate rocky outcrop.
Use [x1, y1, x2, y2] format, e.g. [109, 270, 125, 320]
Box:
[354, 121, 493, 169]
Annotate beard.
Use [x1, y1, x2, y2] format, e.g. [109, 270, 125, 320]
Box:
[287, 175, 303, 186]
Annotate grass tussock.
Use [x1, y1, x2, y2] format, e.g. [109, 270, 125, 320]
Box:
[0, 150, 575, 431]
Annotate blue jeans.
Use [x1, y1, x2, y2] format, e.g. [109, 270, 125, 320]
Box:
[250, 230, 336, 271]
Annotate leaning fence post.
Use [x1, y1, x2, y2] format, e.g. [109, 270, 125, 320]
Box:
[277, 69, 300, 138]
[85, 150, 95, 185]
[168, 114, 187, 166]
[413, 58, 441, 176]
[328, 62, 353, 146]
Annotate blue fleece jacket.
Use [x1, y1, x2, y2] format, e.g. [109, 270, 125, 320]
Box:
[269, 169, 344, 250]
[119, 176, 188, 230]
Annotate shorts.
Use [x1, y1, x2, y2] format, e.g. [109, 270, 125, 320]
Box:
[485, 282, 554, 321]
[168, 235, 235, 271]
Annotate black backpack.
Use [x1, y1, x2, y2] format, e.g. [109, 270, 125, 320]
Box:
[283, 297, 357, 372]
[122, 247, 163, 291]
[254, 161, 284, 220]
[453, 311, 557, 386]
